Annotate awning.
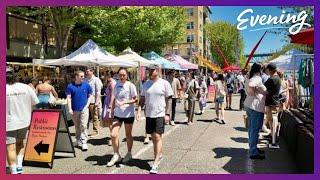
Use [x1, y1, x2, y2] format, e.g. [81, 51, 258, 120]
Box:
[289, 28, 314, 45]
[143, 51, 181, 70]
[194, 54, 222, 72]
[164, 54, 198, 70]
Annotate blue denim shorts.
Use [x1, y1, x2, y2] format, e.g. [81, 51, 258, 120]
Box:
[215, 96, 225, 104]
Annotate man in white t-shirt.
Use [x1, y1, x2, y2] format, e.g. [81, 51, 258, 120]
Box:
[185, 72, 199, 124]
[6, 70, 39, 174]
[137, 66, 173, 174]
[85, 68, 103, 137]
[167, 70, 181, 126]
[237, 71, 246, 110]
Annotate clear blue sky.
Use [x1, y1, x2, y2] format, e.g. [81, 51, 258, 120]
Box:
[209, 6, 290, 54]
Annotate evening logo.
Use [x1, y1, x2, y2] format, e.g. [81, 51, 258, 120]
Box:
[237, 9, 311, 35]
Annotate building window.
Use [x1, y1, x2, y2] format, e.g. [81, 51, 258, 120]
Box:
[187, 8, 194, 16]
[199, 24, 203, 31]
[186, 22, 194, 29]
[187, 34, 194, 43]
[199, 11, 203, 18]
[199, 36, 202, 43]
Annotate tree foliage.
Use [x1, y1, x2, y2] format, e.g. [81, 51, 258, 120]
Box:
[204, 21, 245, 68]
[78, 6, 186, 54]
[270, 6, 314, 39]
[7, 6, 187, 56]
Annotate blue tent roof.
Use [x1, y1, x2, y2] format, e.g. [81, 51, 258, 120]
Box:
[143, 51, 181, 70]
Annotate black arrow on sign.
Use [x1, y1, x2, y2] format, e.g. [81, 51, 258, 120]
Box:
[34, 141, 49, 155]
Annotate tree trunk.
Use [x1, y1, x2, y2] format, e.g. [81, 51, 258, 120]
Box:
[49, 7, 75, 57]
[62, 25, 74, 57]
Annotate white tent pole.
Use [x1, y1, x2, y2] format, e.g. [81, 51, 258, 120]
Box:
[97, 65, 100, 78]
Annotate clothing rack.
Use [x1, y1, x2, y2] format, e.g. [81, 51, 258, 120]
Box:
[293, 54, 314, 109]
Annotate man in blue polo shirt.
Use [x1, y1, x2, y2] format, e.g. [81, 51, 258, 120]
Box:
[66, 70, 93, 151]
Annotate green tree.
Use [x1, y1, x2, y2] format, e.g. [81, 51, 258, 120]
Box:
[205, 21, 245, 68]
[78, 6, 187, 54]
[7, 7, 186, 56]
[271, 7, 314, 38]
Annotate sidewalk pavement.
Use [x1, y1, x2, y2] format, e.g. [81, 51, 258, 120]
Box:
[22, 94, 297, 174]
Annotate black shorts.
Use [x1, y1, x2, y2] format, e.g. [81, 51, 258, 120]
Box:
[146, 117, 165, 134]
[114, 116, 135, 124]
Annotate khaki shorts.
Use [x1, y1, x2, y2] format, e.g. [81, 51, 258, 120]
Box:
[6, 127, 28, 145]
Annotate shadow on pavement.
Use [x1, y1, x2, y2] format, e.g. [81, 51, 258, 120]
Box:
[234, 127, 247, 132]
[87, 137, 110, 146]
[175, 121, 188, 125]
[212, 147, 250, 173]
[197, 119, 213, 123]
[119, 136, 145, 143]
[121, 158, 153, 171]
[231, 137, 248, 143]
[225, 108, 239, 112]
[85, 154, 114, 166]
[132, 136, 146, 142]
[213, 119, 224, 125]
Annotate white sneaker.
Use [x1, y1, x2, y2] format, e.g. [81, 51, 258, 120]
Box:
[74, 141, 82, 148]
[149, 165, 158, 174]
[16, 167, 23, 174]
[170, 121, 175, 126]
[144, 137, 150, 144]
[122, 152, 132, 163]
[81, 143, 88, 151]
[107, 154, 122, 167]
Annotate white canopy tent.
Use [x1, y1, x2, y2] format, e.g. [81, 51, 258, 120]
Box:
[33, 39, 138, 67]
[118, 48, 160, 96]
[118, 47, 160, 67]
[269, 49, 313, 71]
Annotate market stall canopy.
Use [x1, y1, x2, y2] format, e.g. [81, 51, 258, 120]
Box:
[268, 49, 313, 71]
[118, 47, 160, 67]
[289, 28, 314, 45]
[143, 51, 181, 70]
[223, 65, 241, 71]
[164, 54, 198, 70]
[33, 39, 138, 67]
[194, 54, 222, 72]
